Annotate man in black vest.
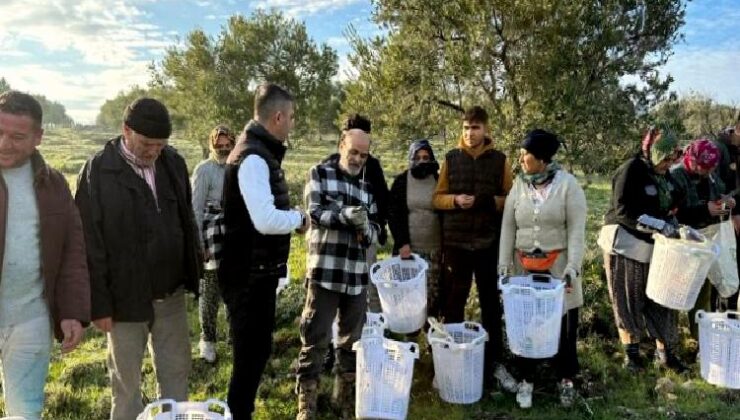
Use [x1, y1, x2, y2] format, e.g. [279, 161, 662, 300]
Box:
[76, 98, 202, 420]
[432, 106, 517, 392]
[219, 83, 309, 420]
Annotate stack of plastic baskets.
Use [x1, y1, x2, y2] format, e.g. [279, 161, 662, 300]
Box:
[354, 327, 419, 419]
[136, 399, 232, 420]
[646, 233, 718, 310]
[427, 321, 488, 404]
[370, 254, 428, 333]
[499, 274, 565, 358]
[695, 310, 740, 389]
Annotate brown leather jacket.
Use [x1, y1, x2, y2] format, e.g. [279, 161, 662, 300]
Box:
[0, 152, 90, 340]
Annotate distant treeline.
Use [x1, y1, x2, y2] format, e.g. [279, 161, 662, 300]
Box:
[0, 77, 76, 128]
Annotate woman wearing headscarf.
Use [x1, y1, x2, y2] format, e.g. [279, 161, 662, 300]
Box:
[671, 138, 736, 339]
[191, 125, 235, 362]
[598, 126, 686, 374]
[387, 139, 442, 318]
[498, 129, 587, 409]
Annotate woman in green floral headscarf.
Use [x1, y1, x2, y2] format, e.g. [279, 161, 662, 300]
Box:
[598, 125, 687, 374]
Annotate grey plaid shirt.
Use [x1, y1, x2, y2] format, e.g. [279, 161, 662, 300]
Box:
[305, 161, 379, 295]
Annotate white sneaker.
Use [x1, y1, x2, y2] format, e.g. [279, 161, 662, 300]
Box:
[199, 340, 216, 363]
[494, 364, 518, 393]
[516, 380, 533, 409]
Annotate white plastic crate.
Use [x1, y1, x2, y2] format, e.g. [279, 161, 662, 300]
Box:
[370, 255, 428, 334]
[646, 233, 718, 310]
[427, 321, 488, 404]
[354, 330, 419, 420]
[696, 310, 740, 389]
[136, 399, 232, 420]
[499, 274, 565, 359]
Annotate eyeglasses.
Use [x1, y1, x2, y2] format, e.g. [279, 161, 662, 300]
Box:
[413, 155, 432, 162]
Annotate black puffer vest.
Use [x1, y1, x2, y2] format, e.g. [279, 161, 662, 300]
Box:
[442, 147, 506, 249]
[219, 122, 291, 290]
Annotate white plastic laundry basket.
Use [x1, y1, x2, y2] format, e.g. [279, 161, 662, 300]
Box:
[353, 330, 419, 420]
[499, 274, 565, 359]
[647, 233, 718, 310]
[136, 399, 232, 420]
[427, 321, 488, 404]
[695, 310, 740, 389]
[370, 255, 428, 334]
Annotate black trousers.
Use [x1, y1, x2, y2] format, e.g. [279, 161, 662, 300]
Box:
[224, 272, 278, 420]
[515, 307, 580, 382]
[439, 245, 503, 377]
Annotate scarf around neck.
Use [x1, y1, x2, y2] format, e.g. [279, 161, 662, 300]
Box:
[520, 161, 561, 186]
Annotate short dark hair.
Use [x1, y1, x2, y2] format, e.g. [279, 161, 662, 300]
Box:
[463, 106, 488, 125]
[343, 113, 371, 133]
[0, 90, 43, 128]
[254, 83, 294, 121]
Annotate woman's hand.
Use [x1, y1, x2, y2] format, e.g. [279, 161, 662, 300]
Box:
[708, 201, 730, 217]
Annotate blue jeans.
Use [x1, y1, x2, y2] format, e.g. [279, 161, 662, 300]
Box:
[0, 316, 52, 420]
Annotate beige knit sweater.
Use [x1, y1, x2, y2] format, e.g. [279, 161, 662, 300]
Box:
[498, 170, 588, 310]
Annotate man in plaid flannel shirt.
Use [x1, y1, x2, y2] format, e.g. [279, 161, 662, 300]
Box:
[295, 128, 380, 420]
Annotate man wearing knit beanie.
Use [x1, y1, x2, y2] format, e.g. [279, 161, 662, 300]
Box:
[76, 97, 202, 420]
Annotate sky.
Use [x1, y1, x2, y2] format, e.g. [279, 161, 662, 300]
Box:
[0, 0, 737, 124]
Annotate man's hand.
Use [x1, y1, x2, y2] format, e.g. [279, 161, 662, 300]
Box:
[563, 267, 578, 294]
[497, 265, 509, 278]
[93, 317, 113, 333]
[399, 244, 412, 259]
[454, 194, 475, 209]
[341, 206, 368, 229]
[295, 208, 310, 234]
[60, 319, 85, 353]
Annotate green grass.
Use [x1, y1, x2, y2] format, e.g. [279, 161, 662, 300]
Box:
[4, 128, 739, 419]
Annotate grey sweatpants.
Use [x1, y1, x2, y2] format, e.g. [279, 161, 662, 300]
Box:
[107, 290, 191, 420]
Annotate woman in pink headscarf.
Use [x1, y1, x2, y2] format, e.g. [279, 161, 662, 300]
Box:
[671, 138, 736, 343]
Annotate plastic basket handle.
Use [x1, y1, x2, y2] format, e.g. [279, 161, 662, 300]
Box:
[204, 399, 232, 418]
[137, 399, 177, 420]
[694, 310, 706, 323]
[407, 342, 420, 359]
[531, 274, 552, 283]
[371, 262, 381, 274]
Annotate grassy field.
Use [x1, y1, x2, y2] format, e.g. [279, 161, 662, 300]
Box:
[5, 128, 739, 419]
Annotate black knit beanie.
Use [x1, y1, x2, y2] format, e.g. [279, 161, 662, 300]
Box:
[521, 129, 560, 163]
[123, 98, 172, 139]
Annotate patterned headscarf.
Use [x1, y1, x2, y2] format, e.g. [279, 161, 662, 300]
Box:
[641, 125, 678, 166]
[208, 125, 235, 161]
[683, 138, 720, 173]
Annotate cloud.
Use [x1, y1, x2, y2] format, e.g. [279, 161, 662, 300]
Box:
[3, 62, 152, 123]
[0, 0, 169, 66]
[252, 0, 364, 17]
[663, 45, 740, 105]
[0, 0, 173, 123]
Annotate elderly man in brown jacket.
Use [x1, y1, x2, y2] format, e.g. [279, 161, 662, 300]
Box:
[0, 90, 90, 420]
